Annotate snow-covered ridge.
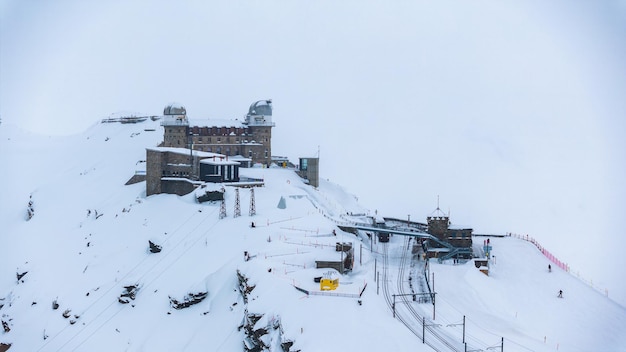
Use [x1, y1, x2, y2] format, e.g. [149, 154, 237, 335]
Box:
[0, 121, 625, 351]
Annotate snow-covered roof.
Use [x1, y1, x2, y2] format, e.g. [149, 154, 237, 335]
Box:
[448, 224, 472, 230]
[247, 99, 272, 116]
[229, 155, 252, 162]
[199, 157, 240, 166]
[163, 102, 186, 116]
[188, 118, 244, 128]
[146, 146, 225, 159]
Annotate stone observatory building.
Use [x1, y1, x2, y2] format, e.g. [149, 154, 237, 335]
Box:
[160, 100, 275, 167]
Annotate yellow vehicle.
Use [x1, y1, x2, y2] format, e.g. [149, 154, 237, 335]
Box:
[320, 278, 339, 291]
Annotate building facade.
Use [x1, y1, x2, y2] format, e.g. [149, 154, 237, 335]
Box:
[427, 207, 473, 249]
[160, 100, 274, 166]
[297, 157, 319, 187]
[146, 147, 240, 196]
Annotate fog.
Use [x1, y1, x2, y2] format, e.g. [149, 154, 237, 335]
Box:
[2, 0, 625, 303]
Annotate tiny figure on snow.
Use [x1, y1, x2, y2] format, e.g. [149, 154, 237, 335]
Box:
[250, 221, 255, 228]
[548, 264, 552, 273]
[332, 229, 336, 236]
[558, 290, 563, 298]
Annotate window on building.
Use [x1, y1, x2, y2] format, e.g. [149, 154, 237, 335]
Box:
[264, 149, 268, 158]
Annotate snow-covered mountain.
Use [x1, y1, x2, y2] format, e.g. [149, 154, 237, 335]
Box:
[1, 120, 625, 352]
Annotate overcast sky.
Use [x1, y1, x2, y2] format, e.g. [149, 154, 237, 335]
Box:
[2, 0, 626, 301]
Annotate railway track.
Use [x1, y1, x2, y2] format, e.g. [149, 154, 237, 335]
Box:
[381, 237, 463, 352]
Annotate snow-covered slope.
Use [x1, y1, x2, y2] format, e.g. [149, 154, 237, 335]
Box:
[0, 121, 625, 351]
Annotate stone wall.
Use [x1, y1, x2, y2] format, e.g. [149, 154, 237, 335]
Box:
[160, 179, 199, 196]
[146, 149, 195, 196]
[146, 149, 163, 196]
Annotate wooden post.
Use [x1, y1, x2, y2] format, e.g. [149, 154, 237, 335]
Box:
[463, 315, 466, 343]
[422, 317, 425, 344]
[374, 258, 377, 280]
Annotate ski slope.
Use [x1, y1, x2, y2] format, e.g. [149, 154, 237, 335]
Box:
[0, 120, 625, 351]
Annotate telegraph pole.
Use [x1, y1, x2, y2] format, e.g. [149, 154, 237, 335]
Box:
[447, 315, 466, 344]
[234, 188, 241, 217]
[422, 317, 441, 344]
[249, 188, 256, 216]
[377, 272, 380, 295]
[432, 272, 436, 320]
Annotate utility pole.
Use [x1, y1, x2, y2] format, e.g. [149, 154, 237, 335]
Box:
[234, 188, 241, 217]
[447, 315, 466, 344]
[432, 272, 436, 320]
[422, 317, 441, 344]
[433, 292, 436, 321]
[423, 317, 426, 343]
[219, 198, 227, 219]
[377, 272, 379, 295]
[487, 337, 504, 352]
[249, 188, 256, 216]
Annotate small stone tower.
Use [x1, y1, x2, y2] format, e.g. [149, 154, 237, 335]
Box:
[161, 103, 189, 148]
[427, 204, 449, 241]
[243, 100, 275, 165]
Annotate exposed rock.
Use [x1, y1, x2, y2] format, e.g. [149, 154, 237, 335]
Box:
[148, 240, 162, 253]
[26, 195, 34, 221]
[16, 272, 28, 283]
[237, 270, 256, 304]
[237, 270, 298, 351]
[242, 311, 299, 352]
[169, 292, 208, 310]
[118, 285, 140, 304]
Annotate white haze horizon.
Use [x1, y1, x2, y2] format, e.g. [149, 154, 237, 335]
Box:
[2, 0, 626, 305]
